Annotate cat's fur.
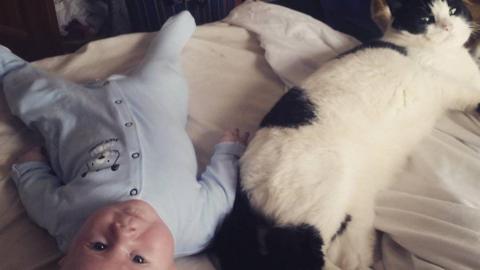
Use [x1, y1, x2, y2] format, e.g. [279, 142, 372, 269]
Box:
[212, 0, 480, 269]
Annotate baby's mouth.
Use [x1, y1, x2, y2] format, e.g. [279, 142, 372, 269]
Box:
[116, 200, 158, 222]
[120, 207, 144, 219]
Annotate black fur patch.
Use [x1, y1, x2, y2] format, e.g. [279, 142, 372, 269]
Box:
[210, 187, 325, 270]
[265, 224, 325, 270]
[260, 87, 317, 129]
[338, 40, 407, 58]
[210, 190, 267, 270]
[331, 214, 352, 242]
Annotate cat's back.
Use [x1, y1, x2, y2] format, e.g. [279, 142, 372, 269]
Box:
[405, 43, 479, 83]
[302, 44, 421, 103]
[299, 43, 437, 129]
[303, 36, 477, 94]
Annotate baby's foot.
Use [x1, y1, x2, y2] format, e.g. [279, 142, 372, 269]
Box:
[147, 11, 196, 58]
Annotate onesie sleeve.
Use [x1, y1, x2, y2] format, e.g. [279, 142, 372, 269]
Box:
[198, 142, 246, 213]
[11, 161, 64, 235]
[1, 45, 74, 128]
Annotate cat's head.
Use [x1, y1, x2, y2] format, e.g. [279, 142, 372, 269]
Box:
[386, 0, 472, 45]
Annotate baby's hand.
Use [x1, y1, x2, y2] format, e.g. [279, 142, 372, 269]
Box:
[220, 128, 250, 146]
[16, 146, 47, 163]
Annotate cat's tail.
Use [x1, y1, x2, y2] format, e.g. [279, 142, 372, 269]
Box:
[264, 224, 325, 270]
[209, 188, 266, 270]
[210, 187, 325, 270]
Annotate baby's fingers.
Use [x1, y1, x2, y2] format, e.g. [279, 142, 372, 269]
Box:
[240, 131, 250, 145]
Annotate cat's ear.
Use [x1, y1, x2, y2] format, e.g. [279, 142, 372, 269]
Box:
[386, 0, 407, 16]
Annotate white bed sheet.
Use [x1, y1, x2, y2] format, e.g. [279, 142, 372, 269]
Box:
[1, 1, 479, 269]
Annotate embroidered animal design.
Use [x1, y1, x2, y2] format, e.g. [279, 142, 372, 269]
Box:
[81, 138, 121, 177]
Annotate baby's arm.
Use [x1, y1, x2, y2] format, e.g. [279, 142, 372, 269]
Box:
[11, 146, 64, 234]
[198, 129, 249, 214]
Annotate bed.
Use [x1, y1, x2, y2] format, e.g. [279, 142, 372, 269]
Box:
[1, 1, 479, 269]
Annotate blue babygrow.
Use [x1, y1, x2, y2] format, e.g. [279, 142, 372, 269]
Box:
[0, 11, 244, 256]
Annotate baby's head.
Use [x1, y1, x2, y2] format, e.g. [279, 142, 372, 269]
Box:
[59, 200, 176, 270]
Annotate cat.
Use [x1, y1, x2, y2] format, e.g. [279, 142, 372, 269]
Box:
[211, 0, 480, 269]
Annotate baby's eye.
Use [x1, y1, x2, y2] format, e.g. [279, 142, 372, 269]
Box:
[91, 242, 107, 251]
[132, 255, 146, 264]
[449, 7, 458, 16]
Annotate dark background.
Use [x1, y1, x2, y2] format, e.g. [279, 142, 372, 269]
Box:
[0, 0, 380, 61]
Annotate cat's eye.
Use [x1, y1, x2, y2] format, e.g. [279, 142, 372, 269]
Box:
[91, 242, 108, 251]
[132, 255, 146, 264]
[449, 7, 458, 16]
[420, 16, 434, 23]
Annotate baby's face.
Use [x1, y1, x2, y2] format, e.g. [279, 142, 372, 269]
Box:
[60, 200, 176, 270]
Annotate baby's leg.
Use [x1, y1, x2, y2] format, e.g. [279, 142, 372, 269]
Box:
[137, 11, 196, 66]
[1, 46, 77, 130]
[122, 11, 196, 126]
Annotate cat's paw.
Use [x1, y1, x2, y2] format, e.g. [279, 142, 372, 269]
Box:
[328, 240, 370, 270]
[326, 222, 375, 270]
[323, 259, 342, 270]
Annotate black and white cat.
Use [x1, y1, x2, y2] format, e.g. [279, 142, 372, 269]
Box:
[212, 0, 480, 269]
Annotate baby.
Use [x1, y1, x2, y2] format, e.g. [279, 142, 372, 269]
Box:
[1, 11, 248, 270]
